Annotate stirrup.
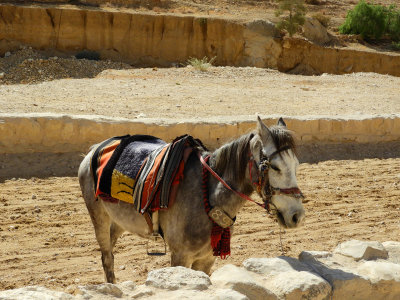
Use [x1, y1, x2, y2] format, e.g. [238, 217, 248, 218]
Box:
[146, 232, 167, 256]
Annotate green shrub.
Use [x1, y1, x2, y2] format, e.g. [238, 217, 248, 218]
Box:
[339, 1, 400, 41]
[393, 41, 400, 50]
[275, 0, 307, 37]
[187, 56, 216, 72]
[386, 5, 400, 41]
[339, 0, 387, 39]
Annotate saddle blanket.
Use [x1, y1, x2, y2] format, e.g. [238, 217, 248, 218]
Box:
[91, 134, 201, 213]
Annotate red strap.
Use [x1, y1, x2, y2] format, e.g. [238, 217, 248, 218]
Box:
[197, 152, 266, 209]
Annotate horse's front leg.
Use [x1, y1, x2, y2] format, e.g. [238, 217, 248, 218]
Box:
[192, 256, 216, 275]
[171, 252, 192, 268]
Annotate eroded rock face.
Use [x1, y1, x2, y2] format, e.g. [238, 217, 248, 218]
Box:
[0, 5, 280, 69]
[1, 4, 399, 77]
[1, 242, 400, 299]
[303, 17, 331, 45]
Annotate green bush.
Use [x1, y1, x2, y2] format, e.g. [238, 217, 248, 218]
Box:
[339, 0, 400, 41]
[275, 0, 307, 37]
[386, 5, 400, 41]
[187, 56, 216, 72]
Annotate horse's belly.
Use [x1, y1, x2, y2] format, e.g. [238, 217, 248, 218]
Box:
[102, 201, 150, 237]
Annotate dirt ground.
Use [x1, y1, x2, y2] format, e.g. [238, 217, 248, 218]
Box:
[1, 158, 400, 291]
[1, 0, 400, 293]
[1, 63, 400, 119]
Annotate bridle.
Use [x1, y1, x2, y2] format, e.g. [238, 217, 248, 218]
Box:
[198, 146, 304, 213]
[250, 146, 304, 211]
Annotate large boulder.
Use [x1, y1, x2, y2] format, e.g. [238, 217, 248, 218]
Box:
[0, 286, 73, 300]
[299, 250, 373, 299]
[303, 17, 331, 45]
[145, 266, 211, 291]
[334, 240, 388, 261]
[383, 241, 400, 264]
[211, 264, 277, 300]
[243, 257, 331, 300]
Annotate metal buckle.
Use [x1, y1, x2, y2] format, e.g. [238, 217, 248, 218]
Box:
[146, 233, 167, 256]
[208, 207, 234, 228]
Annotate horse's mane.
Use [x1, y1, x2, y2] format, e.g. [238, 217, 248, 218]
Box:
[268, 125, 297, 156]
[212, 126, 296, 183]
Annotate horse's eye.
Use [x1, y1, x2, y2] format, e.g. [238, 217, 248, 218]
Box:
[270, 165, 280, 172]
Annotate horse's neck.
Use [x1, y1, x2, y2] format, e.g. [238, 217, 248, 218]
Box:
[208, 154, 253, 219]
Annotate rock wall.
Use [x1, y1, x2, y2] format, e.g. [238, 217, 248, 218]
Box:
[0, 113, 399, 154]
[0, 4, 280, 68]
[1, 4, 400, 75]
[1, 240, 400, 299]
[278, 38, 400, 77]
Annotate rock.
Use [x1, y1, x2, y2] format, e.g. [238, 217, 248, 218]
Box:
[76, 283, 123, 298]
[147, 289, 219, 300]
[334, 240, 388, 261]
[243, 257, 331, 300]
[0, 286, 73, 300]
[246, 20, 280, 38]
[211, 264, 277, 300]
[303, 17, 331, 45]
[243, 257, 310, 275]
[116, 281, 136, 293]
[357, 261, 400, 283]
[382, 241, 400, 264]
[357, 261, 400, 298]
[146, 266, 211, 291]
[5, 51, 11, 57]
[213, 288, 249, 300]
[268, 271, 331, 300]
[128, 285, 154, 299]
[300, 250, 373, 299]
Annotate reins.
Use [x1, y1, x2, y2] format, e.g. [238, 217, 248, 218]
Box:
[197, 146, 304, 213]
[197, 152, 267, 209]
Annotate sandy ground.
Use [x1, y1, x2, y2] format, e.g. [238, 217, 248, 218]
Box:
[0, 20, 399, 292]
[1, 158, 400, 291]
[1, 67, 400, 120]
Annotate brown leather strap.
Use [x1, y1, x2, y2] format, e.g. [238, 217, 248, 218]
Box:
[143, 212, 153, 233]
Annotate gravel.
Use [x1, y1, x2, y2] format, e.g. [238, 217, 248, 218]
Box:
[0, 47, 131, 84]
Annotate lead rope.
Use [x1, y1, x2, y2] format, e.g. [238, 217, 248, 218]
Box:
[279, 226, 285, 255]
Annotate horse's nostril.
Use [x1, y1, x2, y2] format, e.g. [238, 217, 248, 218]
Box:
[292, 213, 299, 224]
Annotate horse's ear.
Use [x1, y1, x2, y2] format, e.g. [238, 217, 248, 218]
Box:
[277, 117, 287, 127]
[257, 116, 272, 142]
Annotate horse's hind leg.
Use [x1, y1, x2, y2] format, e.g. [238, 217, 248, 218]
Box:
[90, 205, 117, 283]
[110, 222, 124, 248]
[79, 152, 117, 283]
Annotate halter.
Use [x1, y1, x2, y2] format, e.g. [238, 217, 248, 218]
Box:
[198, 146, 304, 213]
[250, 145, 304, 211]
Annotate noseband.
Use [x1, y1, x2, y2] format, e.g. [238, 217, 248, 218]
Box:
[250, 146, 304, 211]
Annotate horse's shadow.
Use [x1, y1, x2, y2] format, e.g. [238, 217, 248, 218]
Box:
[278, 255, 363, 283]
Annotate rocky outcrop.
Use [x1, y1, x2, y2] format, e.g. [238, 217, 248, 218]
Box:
[1, 240, 400, 299]
[278, 37, 400, 76]
[0, 4, 280, 68]
[303, 17, 331, 45]
[1, 4, 400, 76]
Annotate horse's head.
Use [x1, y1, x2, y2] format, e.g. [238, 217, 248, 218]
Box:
[249, 117, 305, 228]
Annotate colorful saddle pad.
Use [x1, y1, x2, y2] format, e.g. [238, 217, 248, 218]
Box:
[91, 134, 204, 214]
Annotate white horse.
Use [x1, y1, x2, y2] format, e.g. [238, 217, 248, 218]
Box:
[78, 117, 305, 283]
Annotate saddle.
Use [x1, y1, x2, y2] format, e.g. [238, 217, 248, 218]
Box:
[91, 134, 205, 222]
